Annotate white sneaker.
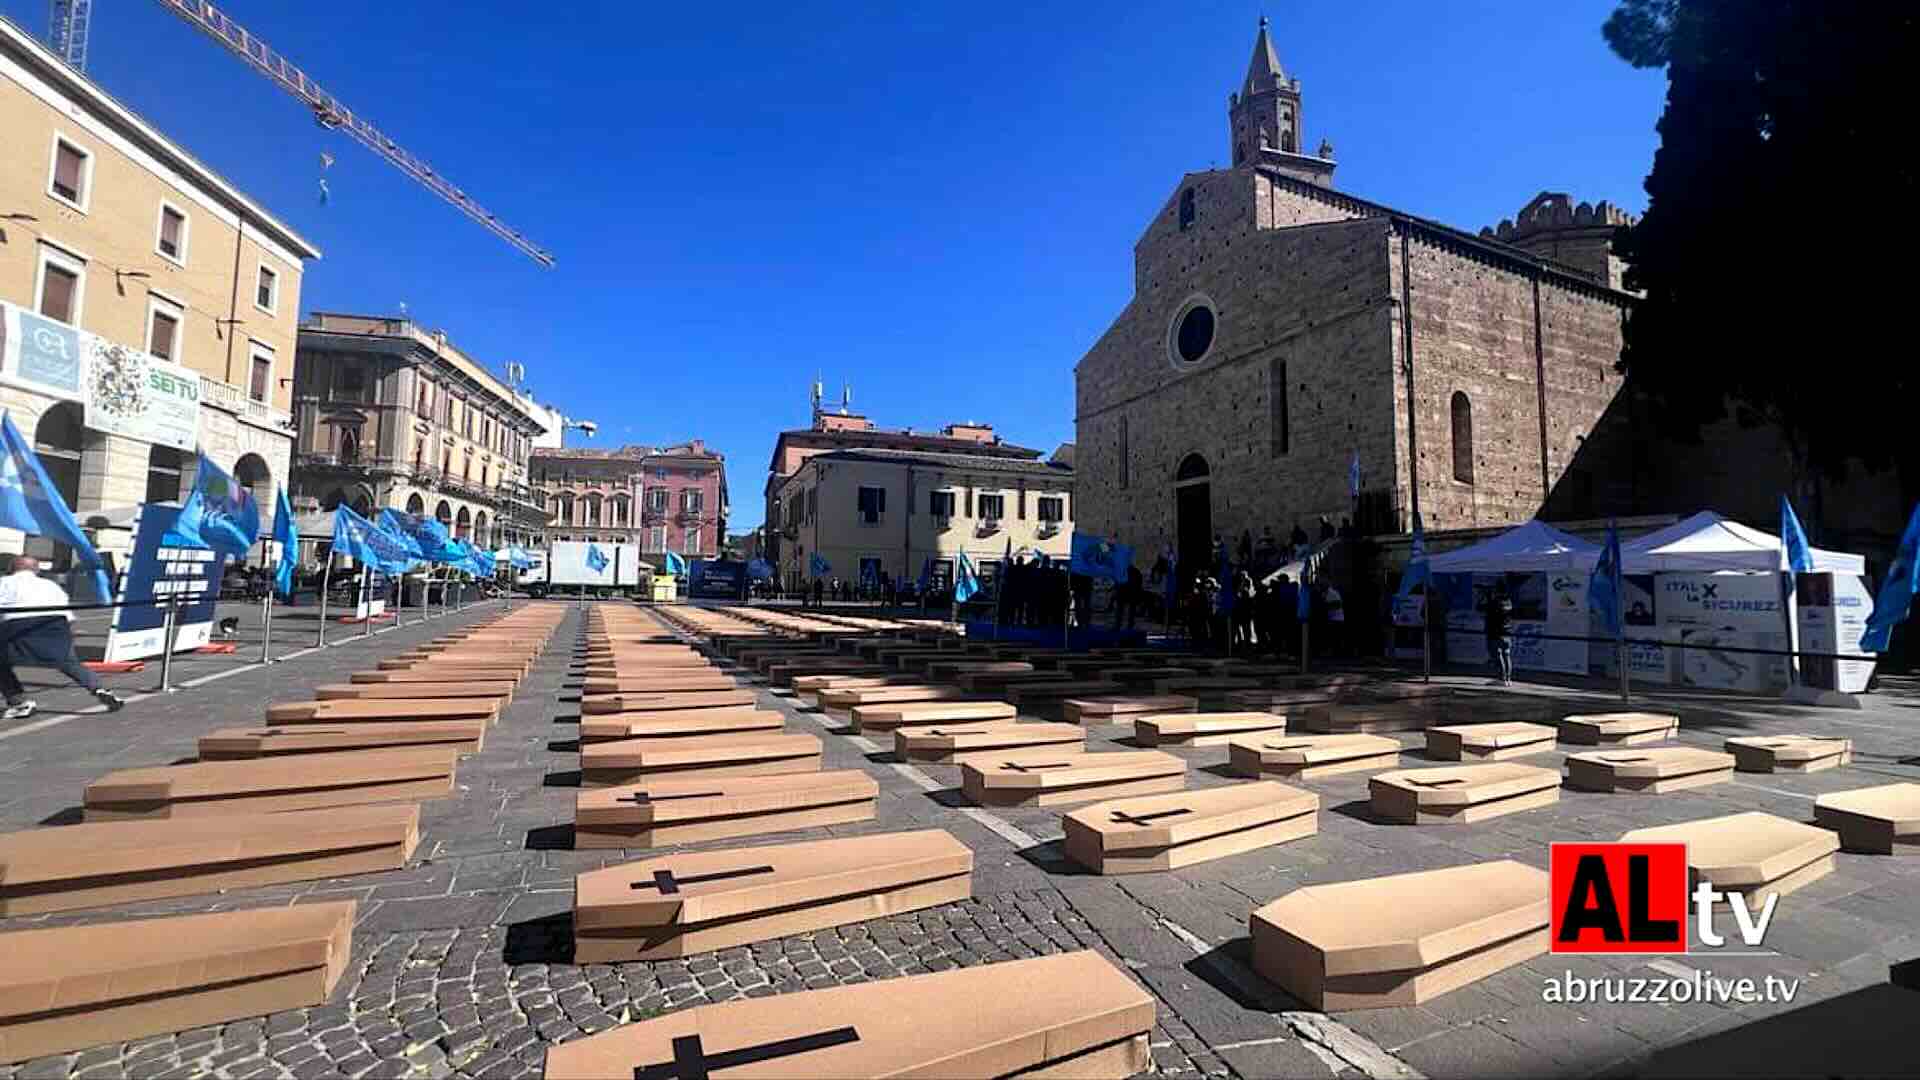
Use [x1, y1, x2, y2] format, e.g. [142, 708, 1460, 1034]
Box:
[2, 701, 37, 721]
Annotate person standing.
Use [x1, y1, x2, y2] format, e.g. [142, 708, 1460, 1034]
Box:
[1323, 582, 1346, 657]
[1485, 587, 1514, 686]
[0, 556, 125, 719]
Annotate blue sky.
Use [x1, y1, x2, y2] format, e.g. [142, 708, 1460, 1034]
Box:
[5, 1, 1665, 529]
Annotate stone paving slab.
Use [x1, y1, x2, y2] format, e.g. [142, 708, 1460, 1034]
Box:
[2, 604, 1919, 1079]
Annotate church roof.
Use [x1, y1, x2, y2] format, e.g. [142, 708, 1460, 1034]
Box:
[1242, 17, 1288, 96]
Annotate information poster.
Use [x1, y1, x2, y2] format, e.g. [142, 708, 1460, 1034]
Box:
[0, 300, 202, 447]
[1796, 572, 1876, 693]
[1661, 572, 1790, 690]
[105, 504, 221, 662]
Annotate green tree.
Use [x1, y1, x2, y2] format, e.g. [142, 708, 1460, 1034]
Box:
[1604, 0, 1917, 505]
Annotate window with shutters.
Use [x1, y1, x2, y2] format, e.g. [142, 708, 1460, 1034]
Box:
[146, 298, 182, 362]
[977, 494, 1005, 521]
[35, 248, 83, 324]
[155, 203, 188, 264]
[1037, 496, 1065, 523]
[249, 343, 275, 403]
[47, 137, 91, 211]
[682, 489, 705, 515]
[254, 264, 279, 314]
[856, 485, 886, 526]
[929, 490, 956, 518]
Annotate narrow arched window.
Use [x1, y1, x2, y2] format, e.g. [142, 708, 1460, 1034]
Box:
[1450, 392, 1474, 484]
[1178, 188, 1195, 231]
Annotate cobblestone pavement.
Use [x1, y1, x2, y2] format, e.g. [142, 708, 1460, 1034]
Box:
[1, 601, 1916, 1079]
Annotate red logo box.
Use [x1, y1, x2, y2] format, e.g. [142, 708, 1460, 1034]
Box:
[1549, 842, 1688, 954]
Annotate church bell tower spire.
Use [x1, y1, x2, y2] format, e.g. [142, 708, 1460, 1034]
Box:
[1226, 16, 1336, 185]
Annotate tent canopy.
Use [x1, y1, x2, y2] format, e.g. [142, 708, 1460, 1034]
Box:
[1582, 510, 1864, 575]
[1426, 520, 1598, 574]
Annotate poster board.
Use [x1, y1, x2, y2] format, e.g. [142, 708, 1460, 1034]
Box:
[1659, 572, 1790, 690]
[0, 301, 202, 448]
[104, 504, 220, 662]
[1796, 572, 1876, 693]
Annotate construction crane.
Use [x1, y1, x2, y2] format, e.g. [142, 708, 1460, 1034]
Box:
[47, 0, 555, 268]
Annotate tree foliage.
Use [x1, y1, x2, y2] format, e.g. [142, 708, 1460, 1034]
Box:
[1606, 1, 1916, 483]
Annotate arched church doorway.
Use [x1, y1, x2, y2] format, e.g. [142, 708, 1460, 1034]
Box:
[1174, 453, 1212, 577]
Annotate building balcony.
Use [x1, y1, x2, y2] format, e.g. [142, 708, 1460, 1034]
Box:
[200, 375, 292, 432]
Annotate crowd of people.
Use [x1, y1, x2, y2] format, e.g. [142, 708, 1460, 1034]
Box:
[1129, 516, 1362, 656]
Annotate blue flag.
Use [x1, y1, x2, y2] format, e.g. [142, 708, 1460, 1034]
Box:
[379, 509, 462, 564]
[1395, 513, 1431, 601]
[171, 453, 260, 562]
[665, 550, 689, 577]
[1589, 520, 1625, 638]
[0, 412, 110, 602]
[1779, 495, 1815, 574]
[503, 545, 534, 570]
[1296, 562, 1312, 621]
[1348, 450, 1362, 499]
[586, 543, 610, 574]
[954, 551, 980, 603]
[1861, 501, 1920, 653]
[916, 556, 934, 593]
[331, 504, 415, 575]
[272, 486, 297, 597]
[1070, 532, 1133, 584]
[465, 542, 494, 578]
[807, 551, 830, 579]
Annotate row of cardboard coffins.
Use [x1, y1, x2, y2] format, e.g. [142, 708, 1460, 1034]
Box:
[0, 604, 570, 1064]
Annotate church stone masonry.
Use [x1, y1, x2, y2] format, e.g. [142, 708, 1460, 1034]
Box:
[1074, 19, 1637, 568]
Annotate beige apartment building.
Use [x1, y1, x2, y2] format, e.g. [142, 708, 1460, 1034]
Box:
[530, 440, 728, 560]
[773, 447, 1074, 592]
[0, 15, 319, 563]
[290, 313, 547, 548]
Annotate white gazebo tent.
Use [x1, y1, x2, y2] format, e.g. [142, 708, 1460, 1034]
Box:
[1426, 519, 1599, 574]
[1585, 511, 1865, 574]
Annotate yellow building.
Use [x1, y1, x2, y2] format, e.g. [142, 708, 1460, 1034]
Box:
[774, 447, 1074, 592]
[0, 15, 319, 562]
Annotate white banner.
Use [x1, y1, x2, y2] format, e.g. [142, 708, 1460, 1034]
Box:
[0, 299, 201, 449]
[1659, 572, 1790, 690]
[1796, 572, 1876, 693]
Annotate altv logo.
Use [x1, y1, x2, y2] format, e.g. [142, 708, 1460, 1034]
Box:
[1549, 843, 1779, 954]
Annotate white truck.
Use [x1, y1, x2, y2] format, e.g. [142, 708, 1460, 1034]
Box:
[518, 541, 646, 599]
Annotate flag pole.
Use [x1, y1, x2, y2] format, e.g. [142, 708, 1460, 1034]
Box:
[363, 568, 375, 638]
[315, 553, 332, 647]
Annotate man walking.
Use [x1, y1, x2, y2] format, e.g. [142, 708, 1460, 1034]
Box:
[0, 556, 125, 719]
[1485, 586, 1514, 686]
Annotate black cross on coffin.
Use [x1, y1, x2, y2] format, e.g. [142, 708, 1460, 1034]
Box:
[1110, 807, 1192, 826]
[630, 864, 776, 896]
[632, 1026, 861, 1080]
[1001, 761, 1072, 773]
[617, 791, 723, 805]
[253, 728, 347, 736]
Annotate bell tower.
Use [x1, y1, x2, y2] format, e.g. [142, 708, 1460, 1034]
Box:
[1227, 17, 1336, 186]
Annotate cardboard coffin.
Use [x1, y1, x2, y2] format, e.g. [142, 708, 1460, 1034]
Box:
[1425, 722, 1557, 762]
[0, 901, 355, 1064]
[1093, 666, 1200, 687]
[264, 697, 498, 726]
[581, 675, 738, 694]
[315, 679, 514, 702]
[852, 701, 1019, 734]
[1724, 735, 1853, 773]
[793, 674, 920, 707]
[1061, 694, 1198, 725]
[580, 708, 784, 743]
[921, 659, 1033, 681]
[198, 720, 485, 758]
[1151, 676, 1264, 699]
[1297, 700, 1445, 735]
[1813, 783, 1920, 855]
[575, 770, 879, 848]
[1622, 811, 1839, 899]
[1559, 712, 1679, 746]
[580, 732, 824, 788]
[961, 750, 1186, 808]
[1228, 733, 1403, 780]
[1064, 781, 1318, 874]
[894, 721, 1085, 765]
[1251, 860, 1548, 1011]
[83, 748, 458, 820]
[0, 805, 417, 916]
[376, 658, 529, 678]
[819, 684, 973, 721]
[1368, 763, 1561, 825]
[766, 658, 882, 686]
[1564, 748, 1736, 793]
[543, 949, 1153, 1080]
[1222, 688, 1338, 714]
[400, 646, 540, 663]
[351, 668, 521, 686]
[573, 829, 972, 961]
[582, 689, 757, 715]
[954, 669, 1075, 694]
[1005, 680, 1124, 707]
[1137, 711, 1289, 748]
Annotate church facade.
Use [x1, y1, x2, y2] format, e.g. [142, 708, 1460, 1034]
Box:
[1074, 20, 1638, 569]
